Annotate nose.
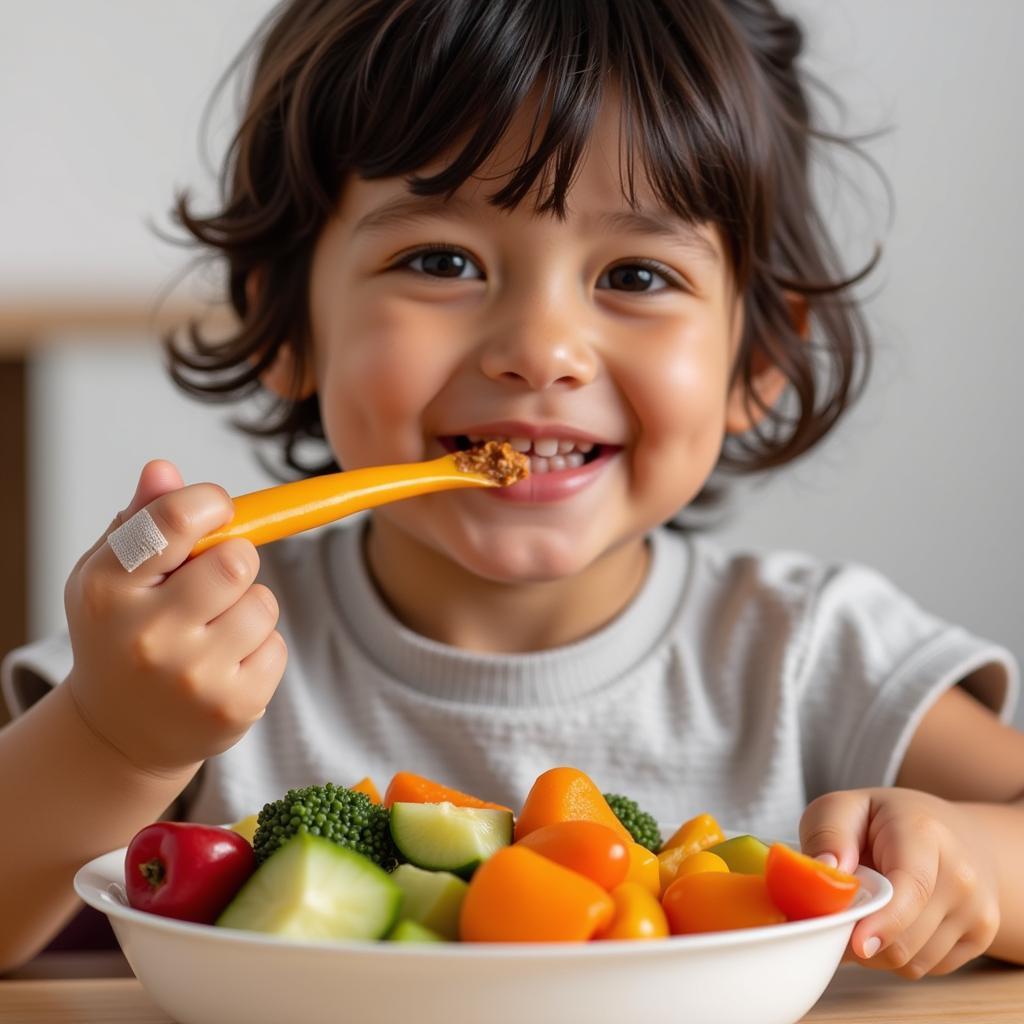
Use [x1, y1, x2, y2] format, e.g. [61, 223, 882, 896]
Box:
[478, 301, 599, 391]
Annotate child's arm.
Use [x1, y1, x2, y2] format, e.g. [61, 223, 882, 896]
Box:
[0, 461, 286, 973]
[800, 684, 1024, 976]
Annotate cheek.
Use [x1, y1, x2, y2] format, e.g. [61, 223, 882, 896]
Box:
[316, 300, 450, 464]
[616, 322, 733, 500]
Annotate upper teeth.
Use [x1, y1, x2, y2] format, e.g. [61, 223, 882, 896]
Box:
[465, 435, 595, 474]
[467, 435, 594, 457]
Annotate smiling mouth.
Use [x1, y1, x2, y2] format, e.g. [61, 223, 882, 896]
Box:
[440, 434, 608, 475]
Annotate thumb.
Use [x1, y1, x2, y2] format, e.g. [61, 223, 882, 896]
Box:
[73, 460, 186, 573]
[799, 790, 870, 876]
[121, 459, 185, 519]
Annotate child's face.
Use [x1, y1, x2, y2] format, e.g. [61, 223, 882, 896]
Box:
[304, 94, 744, 584]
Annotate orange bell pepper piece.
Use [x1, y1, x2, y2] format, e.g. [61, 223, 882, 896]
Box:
[595, 881, 669, 941]
[764, 843, 860, 920]
[190, 443, 528, 557]
[515, 820, 629, 891]
[460, 846, 615, 942]
[348, 776, 381, 804]
[662, 871, 785, 934]
[625, 842, 661, 896]
[514, 767, 633, 844]
[382, 771, 512, 813]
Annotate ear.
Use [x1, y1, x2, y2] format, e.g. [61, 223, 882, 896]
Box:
[725, 291, 808, 434]
[259, 341, 318, 401]
[245, 271, 318, 400]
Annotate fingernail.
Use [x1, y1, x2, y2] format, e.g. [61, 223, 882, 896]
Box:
[814, 852, 839, 869]
[861, 936, 881, 958]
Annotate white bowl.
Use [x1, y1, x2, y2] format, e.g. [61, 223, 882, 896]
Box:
[75, 837, 890, 1024]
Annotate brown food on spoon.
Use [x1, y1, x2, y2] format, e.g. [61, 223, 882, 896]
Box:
[454, 440, 530, 486]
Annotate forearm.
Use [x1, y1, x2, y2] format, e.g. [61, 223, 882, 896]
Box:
[0, 682, 197, 973]
[959, 798, 1024, 964]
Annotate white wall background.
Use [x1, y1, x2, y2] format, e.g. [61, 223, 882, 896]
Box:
[2, 1, 1021, 727]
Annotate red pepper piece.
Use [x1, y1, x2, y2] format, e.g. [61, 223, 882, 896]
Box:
[125, 821, 255, 924]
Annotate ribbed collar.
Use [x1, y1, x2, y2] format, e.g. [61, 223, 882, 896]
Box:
[324, 521, 690, 708]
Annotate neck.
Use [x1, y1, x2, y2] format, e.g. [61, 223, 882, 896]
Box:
[363, 520, 650, 653]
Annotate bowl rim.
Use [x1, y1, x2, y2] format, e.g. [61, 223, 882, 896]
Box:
[75, 843, 892, 959]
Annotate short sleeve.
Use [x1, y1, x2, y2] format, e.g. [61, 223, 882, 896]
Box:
[1, 634, 74, 718]
[796, 564, 1019, 798]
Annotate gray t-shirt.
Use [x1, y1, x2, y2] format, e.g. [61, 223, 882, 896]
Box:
[3, 522, 1017, 838]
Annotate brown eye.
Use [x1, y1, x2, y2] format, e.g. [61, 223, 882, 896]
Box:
[403, 248, 483, 279]
[598, 262, 672, 293]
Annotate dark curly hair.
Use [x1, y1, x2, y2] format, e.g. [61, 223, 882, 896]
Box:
[164, 0, 880, 497]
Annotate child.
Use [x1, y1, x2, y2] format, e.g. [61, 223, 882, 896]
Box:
[1, 0, 1021, 979]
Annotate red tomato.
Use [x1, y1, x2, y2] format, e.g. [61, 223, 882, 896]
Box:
[764, 843, 860, 920]
[125, 822, 255, 924]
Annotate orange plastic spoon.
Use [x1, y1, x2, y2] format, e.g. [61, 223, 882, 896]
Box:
[189, 442, 528, 558]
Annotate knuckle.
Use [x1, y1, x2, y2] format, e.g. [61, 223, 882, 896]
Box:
[214, 542, 258, 587]
[951, 860, 979, 897]
[900, 959, 929, 980]
[130, 628, 163, 671]
[249, 583, 279, 622]
[157, 500, 196, 539]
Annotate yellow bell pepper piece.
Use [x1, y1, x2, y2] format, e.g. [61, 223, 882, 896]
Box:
[190, 443, 529, 558]
[349, 776, 382, 804]
[228, 813, 259, 844]
[625, 842, 661, 896]
[660, 811, 725, 855]
[596, 881, 670, 941]
[672, 849, 730, 881]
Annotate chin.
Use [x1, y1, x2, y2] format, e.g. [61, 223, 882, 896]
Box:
[443, 525, 599, 584]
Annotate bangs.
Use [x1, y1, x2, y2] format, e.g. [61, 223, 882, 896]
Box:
[279, 0, 771, 280]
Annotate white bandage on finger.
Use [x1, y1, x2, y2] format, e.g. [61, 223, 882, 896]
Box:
[107, 508, 169, 572]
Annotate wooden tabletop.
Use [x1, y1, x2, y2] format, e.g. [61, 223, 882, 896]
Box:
[1, 953, 1021, 1023]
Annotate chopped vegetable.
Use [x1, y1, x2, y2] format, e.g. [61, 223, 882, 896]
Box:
[460, 845, 614, 942]
[595, 881, 670, 940]
[125, 822, 255, 925]
[602, 793, 663, 852]
[662, 871, 786, 934]
[217, 832, 401, 941]
[515, 820, 630, 891]
[707, 834, 770, 875]
[390, 863, 468, 940]
[253, 782, 398, 870]
[389, 801, 512, 878]
[765, 843, 860, 920]
[514, 767, 632, 844]
[383, 770, 512, 813]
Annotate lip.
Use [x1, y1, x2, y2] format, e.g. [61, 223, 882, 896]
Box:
[436, 424, 622, 504]
[492, 446, 619, 503]
[443, 421, 611, 446]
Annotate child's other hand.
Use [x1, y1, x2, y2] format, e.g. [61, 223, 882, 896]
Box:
[799, 788, 1000, 978]
[63, 460, 287, 777]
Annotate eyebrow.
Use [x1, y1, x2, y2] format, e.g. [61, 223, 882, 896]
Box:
[592, 211, 720, 263]
[353, 194, 475, 235]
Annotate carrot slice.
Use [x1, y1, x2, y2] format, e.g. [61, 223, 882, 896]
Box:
[382, 771, 512, 814]
[514, 767, 632, 844]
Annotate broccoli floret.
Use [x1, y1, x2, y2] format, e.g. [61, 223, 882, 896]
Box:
[603, 793, 663, 852]
[253, 783, 399, 870]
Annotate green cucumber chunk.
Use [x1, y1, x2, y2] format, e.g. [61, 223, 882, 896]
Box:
[707, 834, 770, 874]
[387, 919, 446, 943]
[389, 801, 513, 878]
[216, 832, 401, 941]
[390, 863, 468, 940]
